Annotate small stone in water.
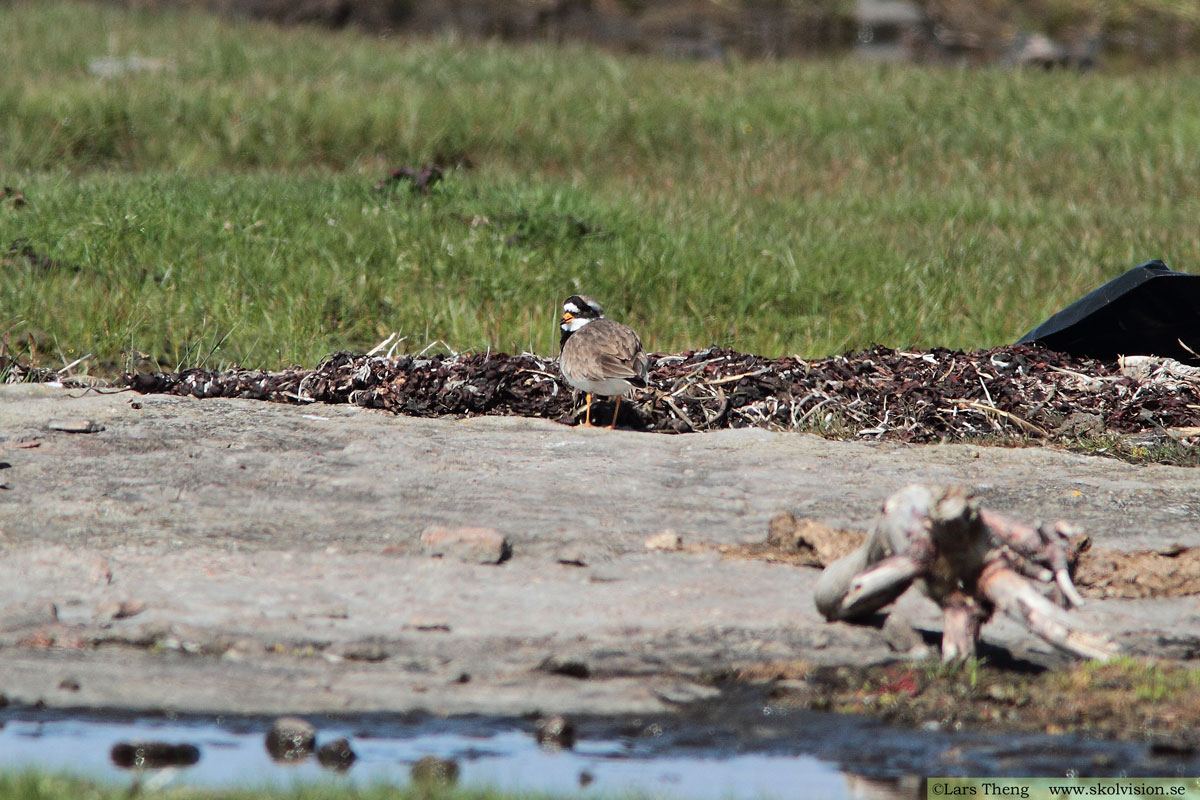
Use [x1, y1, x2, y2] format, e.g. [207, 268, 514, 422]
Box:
[535, 715, 576, 750]
[317, 737, 357, 771]
[265, 716, 316, 761]
[111, 741, 201, 769]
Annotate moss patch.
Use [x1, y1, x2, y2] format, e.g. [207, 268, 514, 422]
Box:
[742, 657, 1200, 750]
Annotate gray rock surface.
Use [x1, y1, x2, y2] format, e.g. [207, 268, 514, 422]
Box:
[0, 384, 1197, 715]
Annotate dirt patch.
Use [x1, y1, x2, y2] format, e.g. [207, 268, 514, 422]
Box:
[729, 513, 1200, 600]
[746, 657, 1200, 750]
[1074, 543, 1200, 599]
[717, 513, 864, 568]
[115, 345, 1200, 451]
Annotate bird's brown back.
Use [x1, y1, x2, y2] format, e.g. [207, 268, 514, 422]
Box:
[561, 318, 648, 383]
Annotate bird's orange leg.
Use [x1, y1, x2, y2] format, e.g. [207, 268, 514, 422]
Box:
[584, 393, 594, 426]
[608, 395, 621, 429]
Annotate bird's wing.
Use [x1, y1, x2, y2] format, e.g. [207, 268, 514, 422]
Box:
[593, 321, 648, 382]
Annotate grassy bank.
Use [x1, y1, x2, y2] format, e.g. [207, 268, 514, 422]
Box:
[752, 656, 1200, 744]
[3, 2, 1200, 374]
[0, 773, 562, 800]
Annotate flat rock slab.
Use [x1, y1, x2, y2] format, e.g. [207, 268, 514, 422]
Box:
[0, 384, 1197, 715]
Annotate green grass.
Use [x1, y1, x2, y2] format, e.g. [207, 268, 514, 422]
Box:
[0, 771, 580, 800]
[4, 1, 1200, 376]
[1066, 432, 1200, 466]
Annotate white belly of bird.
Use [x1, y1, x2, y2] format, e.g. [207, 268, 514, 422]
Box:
[566, 375, 635, 397]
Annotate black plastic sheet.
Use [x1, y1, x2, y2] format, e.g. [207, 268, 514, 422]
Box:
[1018, 260, 1200, 364]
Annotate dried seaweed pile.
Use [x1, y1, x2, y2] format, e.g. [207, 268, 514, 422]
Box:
[123, 344, 1200, 442]
[1, 354, 82, 385]
[126, 351, 573, 419]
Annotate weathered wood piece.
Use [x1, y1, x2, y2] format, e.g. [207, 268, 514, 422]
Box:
[815, 485, 1115, 661]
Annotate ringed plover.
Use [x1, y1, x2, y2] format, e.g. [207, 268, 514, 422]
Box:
[558, 295, 649, 428]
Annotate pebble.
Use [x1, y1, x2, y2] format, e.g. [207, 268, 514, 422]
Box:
[265, 716, 316, 761]
[46, 418, 105, 434]
[535, 715, 576, 750]
[419, 526, 511, 564]
[881, 614, 930, 656]
[644, 530, 683, 551]
[408, 616, 451, 632]
[1149, 740, 1196, 758]
[111, 741, 201, 769]
[100, 599, 145, 620]
[327, 638, 390, 662]
[653, 681, 722, 704]
[538, 655, 591, 679]
[316, 738, 357, 770]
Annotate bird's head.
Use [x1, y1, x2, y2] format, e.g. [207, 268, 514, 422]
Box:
[560, 295, 604, 348]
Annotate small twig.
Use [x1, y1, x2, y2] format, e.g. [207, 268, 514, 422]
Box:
[366, 333, 398, 357]
[978, 376, 994, 407]
[857, 410, 890, 437]
[417, 340, 458, 357]
[954, 399, 1049, 437]
[660, 394, 696, 431]
[1048, 365, 1111, 387]
[702, 367, 771, 386]
[664, 357, 730, 390]
[702, 386, 730, 428]
[794, 397, 837, 429]
[386, 337, 408, 359]
[1026, 384, 1057, 419]
[59, 353, 92, 375]
[517, 368, 561, 381]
